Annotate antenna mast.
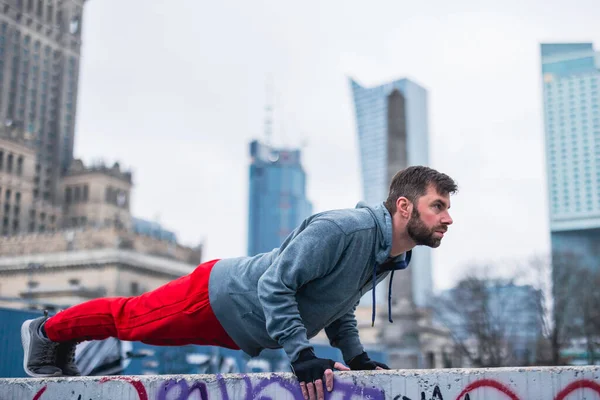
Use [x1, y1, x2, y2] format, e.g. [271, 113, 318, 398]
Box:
[264, 77, 274, 146]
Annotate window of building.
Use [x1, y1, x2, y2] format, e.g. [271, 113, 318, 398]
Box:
[73, 186, 80, 202]
[6, 153, 13, 173]
[65, 187, 71, 204]
[46, 4, 53, 23]
[68, 278, 80, 286]
[117, 192, 127, 208]
[82, 185, 88, 202]
[16, 156, 23, 175]
[130, 282, 140, 296]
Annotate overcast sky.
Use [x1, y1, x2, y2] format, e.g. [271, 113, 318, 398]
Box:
[75, 0, 600, 291]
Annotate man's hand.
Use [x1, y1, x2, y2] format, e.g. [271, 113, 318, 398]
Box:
[291, 348, 350, 400]
[346, 352, 389, 371]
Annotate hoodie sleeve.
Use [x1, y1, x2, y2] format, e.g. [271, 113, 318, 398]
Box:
[257, 219, 346, 363]
[324, 299, 364, 362]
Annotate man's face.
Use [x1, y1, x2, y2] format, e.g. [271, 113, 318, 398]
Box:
[406, 185, 453, 248]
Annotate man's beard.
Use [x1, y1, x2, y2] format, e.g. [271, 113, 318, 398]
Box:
[406, 208, 445, 248]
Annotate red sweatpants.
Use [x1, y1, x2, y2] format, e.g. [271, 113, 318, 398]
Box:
[44, 259, 239, 349]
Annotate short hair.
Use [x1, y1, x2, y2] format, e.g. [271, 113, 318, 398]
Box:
[384, 166, 458, 214]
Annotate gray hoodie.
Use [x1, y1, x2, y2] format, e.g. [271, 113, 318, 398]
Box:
[208, 202, 410, 363]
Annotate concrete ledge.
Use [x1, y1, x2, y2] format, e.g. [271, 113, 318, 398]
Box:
[1, 367, 599, 399]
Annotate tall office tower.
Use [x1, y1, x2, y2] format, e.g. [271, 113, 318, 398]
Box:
[247, 139, 313, 256]
[350, 77, 432, 308]
[0, 0, 86, 203]
[540, 43, 600, 271]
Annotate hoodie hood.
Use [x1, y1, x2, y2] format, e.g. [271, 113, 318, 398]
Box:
[356, 201, 412, 326]
[356, 201, 394, 265]
[355, 201, 411, 269]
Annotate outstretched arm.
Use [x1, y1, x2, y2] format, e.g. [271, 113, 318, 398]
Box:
[258, 219, 352, 400]
[257, 219, 346, 363]
[325, 300, 364, 362]
[326, 301, 390, 371]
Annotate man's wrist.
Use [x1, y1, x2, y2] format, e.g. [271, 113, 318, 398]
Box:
[281, 331, 312, 364]
[346, 351, 369, 367]
[294, 348, 316, 363]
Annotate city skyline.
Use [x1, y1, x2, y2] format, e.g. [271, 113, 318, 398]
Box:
[71, 0, 600, 291]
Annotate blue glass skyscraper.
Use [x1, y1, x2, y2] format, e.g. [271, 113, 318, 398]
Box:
[350, 77, 432, 308]
[247, 140, 313, 256]
[540, 43, 600, 271]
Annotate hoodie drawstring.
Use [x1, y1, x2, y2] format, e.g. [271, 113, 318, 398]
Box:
[388, 270, 395, 323]
[371, 263, 377, 327]
[371, 250, 412, 327]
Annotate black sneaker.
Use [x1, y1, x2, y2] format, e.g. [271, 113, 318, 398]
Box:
[21, 315, 62, 377]
[56, 341, 81, 376]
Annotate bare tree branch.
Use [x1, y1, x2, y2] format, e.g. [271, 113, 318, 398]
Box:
[433, 264, 543, 367]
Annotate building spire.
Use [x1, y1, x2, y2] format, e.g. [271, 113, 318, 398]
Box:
[264, 76, 274, 146]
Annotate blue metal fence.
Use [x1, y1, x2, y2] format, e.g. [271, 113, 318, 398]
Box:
[0, 307, 387, 377]
[0, 308, 44, 378]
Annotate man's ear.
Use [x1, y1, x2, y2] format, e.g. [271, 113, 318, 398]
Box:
[395, 197, 412, 219]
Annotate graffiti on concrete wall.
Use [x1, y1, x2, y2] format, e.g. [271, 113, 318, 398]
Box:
[13, 370, 600, 400]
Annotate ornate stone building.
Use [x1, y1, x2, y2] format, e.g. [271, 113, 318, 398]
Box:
[0, 2, 202, 311]
[0, 0, 86, 201]
[0, 135, 202, 309]
[0, 248, 199, 311]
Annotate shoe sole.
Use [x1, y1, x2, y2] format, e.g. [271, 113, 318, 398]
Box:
[21, 319, 62, 378]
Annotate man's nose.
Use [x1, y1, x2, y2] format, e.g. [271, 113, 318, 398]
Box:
[442, 212, 453, 225]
